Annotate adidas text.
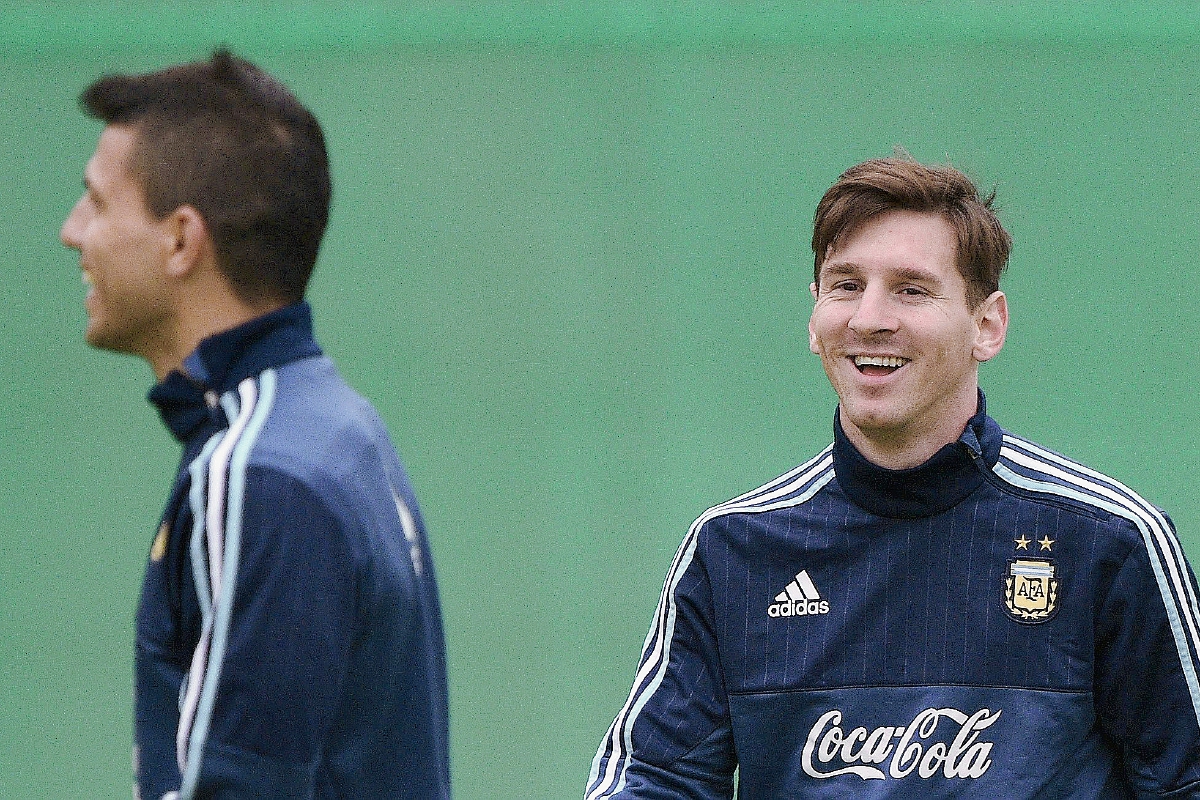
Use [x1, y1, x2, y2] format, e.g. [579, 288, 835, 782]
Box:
[768, 570, 829, 617]
[768, 599, 830, 617]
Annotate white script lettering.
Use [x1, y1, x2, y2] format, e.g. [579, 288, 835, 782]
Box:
[801, 707, 1001, 782]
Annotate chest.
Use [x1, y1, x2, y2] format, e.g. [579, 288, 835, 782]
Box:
[700, 488, 1103, 693]
[135, 473, 203, 666]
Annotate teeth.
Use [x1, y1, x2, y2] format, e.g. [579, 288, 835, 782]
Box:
[854, 356, 908, 368]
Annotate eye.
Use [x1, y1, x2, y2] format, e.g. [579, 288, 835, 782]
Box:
[899, 286, 929, 297]
[828, 279, 860, 293]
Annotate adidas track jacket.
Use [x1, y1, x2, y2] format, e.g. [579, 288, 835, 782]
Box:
[586, 397, 1200, 799]
[135, 303, 450, 800]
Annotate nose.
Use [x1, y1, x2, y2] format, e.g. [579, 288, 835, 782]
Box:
[847, 283, 898, 335]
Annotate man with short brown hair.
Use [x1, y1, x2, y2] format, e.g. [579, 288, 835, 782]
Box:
[62, 51, 450, 799]
[586, 155, 1200, 799]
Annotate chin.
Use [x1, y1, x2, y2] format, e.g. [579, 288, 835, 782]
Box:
[841, 407, 913, 441]
[840, 399, 902, 428]
[84, 325, 121, 354]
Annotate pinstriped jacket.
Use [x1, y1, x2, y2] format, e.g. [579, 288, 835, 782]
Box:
[136, 303, 450, 800]
[586, 396, 1200, 799]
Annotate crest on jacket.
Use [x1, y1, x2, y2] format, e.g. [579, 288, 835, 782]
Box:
[1004, 559, 1059, 623]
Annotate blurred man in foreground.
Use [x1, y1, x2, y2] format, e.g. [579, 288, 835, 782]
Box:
[62, 50, 450, 799]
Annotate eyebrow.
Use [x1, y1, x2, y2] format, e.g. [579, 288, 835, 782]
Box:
[82, 172, 104, 204]
[819, 261, 944, 286]
[817, 261, 858, 280]
[892, 266, 944, 285]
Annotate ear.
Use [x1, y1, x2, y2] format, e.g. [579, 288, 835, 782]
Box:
[808, 282, 820, 354]
[163, 205, 213, 279]
[972, 290, 1008, 363]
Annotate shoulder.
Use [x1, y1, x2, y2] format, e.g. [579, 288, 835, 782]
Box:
[204, 359, 408, 525]
[692, 444, 836, 538]
[245, 358, 395, 474]
[267, 356, 379, 436]
[990, 431, 1172, 537]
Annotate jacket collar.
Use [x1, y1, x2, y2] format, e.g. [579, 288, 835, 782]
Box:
[832, 390, 1003, 519]
[148, 302, 322, 443]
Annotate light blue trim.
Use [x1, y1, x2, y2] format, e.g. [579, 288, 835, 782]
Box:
[993, 448, 1200, 730]
[219, 393, 240, 427]
[723, 445, 834, 508]
[1003, 437, 1200, 651]
[586, 455, 835, 799]
[186, 431, 227, 629]
[179, 370, 276, 800]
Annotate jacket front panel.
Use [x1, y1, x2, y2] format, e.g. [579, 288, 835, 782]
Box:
[705, 475, 1130, 798]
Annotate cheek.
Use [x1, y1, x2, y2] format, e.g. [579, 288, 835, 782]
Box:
[808, 323, 846, 360]
[83, 220, 122, 260]
[105, 225, 164, 273]
[930, 329, 979, 373]
[808, 306, 837, 352]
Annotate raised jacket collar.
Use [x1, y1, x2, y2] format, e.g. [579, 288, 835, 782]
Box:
[831, 390, 1003, 519]
[148, 302, 322, 443]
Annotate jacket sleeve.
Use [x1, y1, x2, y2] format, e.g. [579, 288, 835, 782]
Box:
[1094, 512, 1200, 797]
[585, 527, 736, 800]
[177, 467, 358, 798]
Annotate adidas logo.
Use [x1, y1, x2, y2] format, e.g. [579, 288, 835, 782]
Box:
[767, 570, 830, 618]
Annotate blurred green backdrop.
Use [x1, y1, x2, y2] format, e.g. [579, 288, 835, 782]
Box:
[2, 3, 1198, 798]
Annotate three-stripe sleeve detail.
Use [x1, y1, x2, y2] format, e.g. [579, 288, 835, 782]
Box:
[176, 371, 277, 799]
[175, 429, 229, 771]
[585, 448, 835, 800]
[994, 435, 1200, 729]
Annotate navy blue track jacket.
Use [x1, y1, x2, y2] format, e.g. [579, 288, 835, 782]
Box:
[135, 303, 450, 799]
[587, 396, 1200, 798]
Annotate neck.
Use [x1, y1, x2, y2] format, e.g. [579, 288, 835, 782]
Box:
[148, 296, 287, 380]
[831, 401, 997, 519]
[838, 385, 981, 470]
[839, 422, 958, 470]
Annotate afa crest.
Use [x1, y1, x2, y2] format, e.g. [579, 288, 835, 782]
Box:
[1004, 559, 1059, 623]
[150, 521, 169, 562]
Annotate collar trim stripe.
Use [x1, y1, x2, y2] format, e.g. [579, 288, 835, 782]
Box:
[585, 450, 835, 799]
[996, 435, 1200, 730]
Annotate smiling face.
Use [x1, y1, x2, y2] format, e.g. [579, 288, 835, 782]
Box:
[60, 125, 178, 366]
[808, 209, 1007, 468]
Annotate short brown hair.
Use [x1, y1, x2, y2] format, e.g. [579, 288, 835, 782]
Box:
[812, 155, 1011, 308]
[80, 49, 330, 305]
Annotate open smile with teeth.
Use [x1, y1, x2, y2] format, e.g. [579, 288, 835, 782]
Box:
[853, 355, 910, 375]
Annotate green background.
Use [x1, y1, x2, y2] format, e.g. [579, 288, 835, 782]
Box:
[3, 3, 1198, 797]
